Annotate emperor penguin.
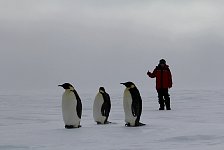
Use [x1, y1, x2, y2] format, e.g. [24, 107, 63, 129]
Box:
[121, 81, 145, 127]
[93, 87, 111, 124]
[58, 83, 82, 128]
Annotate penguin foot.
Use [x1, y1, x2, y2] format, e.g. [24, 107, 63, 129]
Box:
[97, 122, 102, 125]
[125, 122, 146, 127]
[65, 125, 74, 129]
[125, 123, 131, 127]
[65, 125, 81, 129]
[96, 121, 111, 125]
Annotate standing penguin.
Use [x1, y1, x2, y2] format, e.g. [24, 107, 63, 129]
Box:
[58, 83, 82, 128]
[121, 81, 145, 127]
[93, 87, 111, 124]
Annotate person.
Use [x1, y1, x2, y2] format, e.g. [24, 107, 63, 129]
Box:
[147, 59, 173, 110]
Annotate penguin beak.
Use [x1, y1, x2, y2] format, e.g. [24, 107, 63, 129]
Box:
[120, 83, 127, 87]
[58, 85, 63, 87]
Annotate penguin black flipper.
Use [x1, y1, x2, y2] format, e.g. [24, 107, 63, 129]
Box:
[73, 90, 82, 119]
[129, 87, 142, 119]
[101, 92, 111, 117]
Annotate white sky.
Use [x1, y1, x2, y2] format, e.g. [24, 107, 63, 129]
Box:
[0, 0, 224, 91]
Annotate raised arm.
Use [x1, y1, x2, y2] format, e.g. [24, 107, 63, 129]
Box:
[147, 68, 156, 78]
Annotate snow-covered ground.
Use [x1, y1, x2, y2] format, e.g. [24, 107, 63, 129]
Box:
[0, 88, 224, 150]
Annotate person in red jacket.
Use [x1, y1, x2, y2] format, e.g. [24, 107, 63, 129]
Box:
[147, 59, 172, 110]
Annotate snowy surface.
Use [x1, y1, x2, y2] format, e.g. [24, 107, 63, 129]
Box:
[1, 88, 224, 150]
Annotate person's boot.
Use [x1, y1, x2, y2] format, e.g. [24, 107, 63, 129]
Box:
[165, 103, 171, 110]
[159, 99, 165, 110]
[165, 96, 171, 110]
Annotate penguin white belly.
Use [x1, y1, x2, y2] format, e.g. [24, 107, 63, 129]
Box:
[123, 89, 137, 126]
[93, 93, 106, 123]
[62, 92, 80, 127]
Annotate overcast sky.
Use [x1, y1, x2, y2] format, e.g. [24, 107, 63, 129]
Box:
[0, 0, 224, 92]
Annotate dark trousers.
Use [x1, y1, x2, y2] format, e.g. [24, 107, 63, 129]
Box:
[157, 88, 171, 110]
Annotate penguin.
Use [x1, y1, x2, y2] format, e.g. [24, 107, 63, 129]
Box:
[58, 83, 82, 129]
[120, 81, 145, 127]
[93, 87, 111, 124]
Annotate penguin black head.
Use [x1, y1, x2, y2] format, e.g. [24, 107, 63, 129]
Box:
[120, 81, 135, 88]
[58, 83, 74, 90]
[99, 87, 105, 93]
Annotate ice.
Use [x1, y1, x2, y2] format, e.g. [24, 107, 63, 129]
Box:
[0, 88, 224, 150]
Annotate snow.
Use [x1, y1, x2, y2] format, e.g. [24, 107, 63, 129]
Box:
[1, 88, 224, 150]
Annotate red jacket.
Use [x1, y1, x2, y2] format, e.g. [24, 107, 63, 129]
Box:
[147, 65, 172, 89]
